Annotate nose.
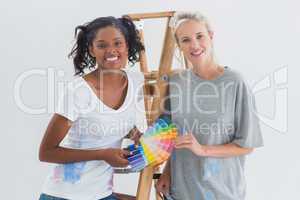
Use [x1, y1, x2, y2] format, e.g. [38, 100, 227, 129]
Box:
[106, 45, 117, 55]
[190, 38, 200, 50]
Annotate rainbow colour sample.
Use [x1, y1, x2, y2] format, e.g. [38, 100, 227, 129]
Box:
[126, 117, 178, 171]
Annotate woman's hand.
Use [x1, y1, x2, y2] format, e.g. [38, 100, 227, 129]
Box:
[155, 171, 171, 197]
[102, 148, 130, 167]
[127, 127, 142, 145]
[175, 133, 205, 156]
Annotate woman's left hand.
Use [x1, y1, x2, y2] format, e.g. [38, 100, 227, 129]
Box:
[175, 133, 204, 156]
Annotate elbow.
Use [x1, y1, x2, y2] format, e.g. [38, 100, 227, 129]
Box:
[39, 149, 47, 162]
[39, 146, 51, 162]
[232, 143, 254, 155]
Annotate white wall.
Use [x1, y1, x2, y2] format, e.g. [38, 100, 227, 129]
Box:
[1, 0, 299, 199]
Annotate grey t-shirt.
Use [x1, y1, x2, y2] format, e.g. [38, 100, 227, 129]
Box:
[167, 68, 263, 200]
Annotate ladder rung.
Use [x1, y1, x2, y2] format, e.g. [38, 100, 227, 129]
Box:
[126, 11, 175, 21]
[144, 71, 158, 80]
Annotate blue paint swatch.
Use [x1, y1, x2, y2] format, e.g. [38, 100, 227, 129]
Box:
[203, 159, 220, 180]
[204, 190, 216, 200]
[63, 162, 86, 183]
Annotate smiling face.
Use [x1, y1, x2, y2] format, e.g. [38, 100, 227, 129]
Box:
[89, 26, 128, 70]
[175, 20, 214, 68]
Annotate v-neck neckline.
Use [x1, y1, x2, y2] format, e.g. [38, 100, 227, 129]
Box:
[81, 70, 130, 111]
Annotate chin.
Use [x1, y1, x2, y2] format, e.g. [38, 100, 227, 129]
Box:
[193, 57, 209, 66]
[102, 65, 123, 70]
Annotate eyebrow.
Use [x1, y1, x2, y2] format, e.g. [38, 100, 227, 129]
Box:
[95, 37, 123, 43]
[180, 36, 189, 40]
[180, 32, 204, 39]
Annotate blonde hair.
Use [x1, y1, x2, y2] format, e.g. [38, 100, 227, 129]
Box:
[169, 11, 217, 67]
[169, 11, 213, 42]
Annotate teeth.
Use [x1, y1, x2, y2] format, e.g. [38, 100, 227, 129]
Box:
[191, 50, 203, 56]
[106, 56, 118, 61]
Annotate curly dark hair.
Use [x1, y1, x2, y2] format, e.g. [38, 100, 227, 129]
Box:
[68, 16, 145, 76]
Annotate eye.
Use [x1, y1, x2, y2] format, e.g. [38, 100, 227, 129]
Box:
[181, 38, 190, 43]
[196, 34, 203, 39]
[115, 40, 123, 47]
[96, 43, 107, 49]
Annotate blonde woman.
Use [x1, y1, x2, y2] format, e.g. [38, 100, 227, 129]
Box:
[156, 11, 263, 200]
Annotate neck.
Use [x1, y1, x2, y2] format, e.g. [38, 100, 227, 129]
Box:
[192, 60, 223, 80]
[95, 68, 126, 81]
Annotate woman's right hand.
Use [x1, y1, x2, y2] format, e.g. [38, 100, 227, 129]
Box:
[102, 148, 130, 167]
[155, 171, 171, 196]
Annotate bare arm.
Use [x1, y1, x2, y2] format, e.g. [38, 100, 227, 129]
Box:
[155, 159, 171, 195]
[39, 114, 129, 167]
[198, 143, 253, 157]
[175, 133, 253, 158]
[162, 159, 171, 176]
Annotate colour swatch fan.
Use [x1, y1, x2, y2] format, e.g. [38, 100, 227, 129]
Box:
[126, 117, 178, 172]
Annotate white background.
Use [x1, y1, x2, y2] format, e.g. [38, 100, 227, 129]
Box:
[1, 0, 299, 199]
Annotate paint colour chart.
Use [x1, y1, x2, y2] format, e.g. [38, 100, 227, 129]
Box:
[126, 117, 178, 172]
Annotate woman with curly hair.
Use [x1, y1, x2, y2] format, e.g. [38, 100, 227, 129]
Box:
[39, 16, 146, 200]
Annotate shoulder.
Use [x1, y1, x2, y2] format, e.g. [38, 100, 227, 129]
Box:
[125, 68, 144, 81]
[224, 67, 253, 96]
[169, 69, 187, 82]
[223, 67, 247, 84]
[62, 76, 92, 103]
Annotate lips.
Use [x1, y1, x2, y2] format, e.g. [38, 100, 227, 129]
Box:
[190, 49, 204, 57]
[105, 56, 118, 61]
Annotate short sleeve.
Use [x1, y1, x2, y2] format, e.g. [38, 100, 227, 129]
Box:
[233, 80, 264, 148]
[56, 83, 80, 122]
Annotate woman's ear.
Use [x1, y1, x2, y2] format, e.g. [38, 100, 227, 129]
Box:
[208, 31, 214, 40]
[175, 38, 182, 51]
[88, 46, 95, 57]
[125, 45, 129, 56]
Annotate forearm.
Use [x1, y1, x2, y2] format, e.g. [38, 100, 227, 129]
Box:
[39, 147, 107, 164]
[162, 159, 171, 175]
[198, 143, 253, 158]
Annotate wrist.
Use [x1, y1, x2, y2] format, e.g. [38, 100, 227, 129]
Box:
[197, 145, 207, 157]
[95, 149, 108, 161]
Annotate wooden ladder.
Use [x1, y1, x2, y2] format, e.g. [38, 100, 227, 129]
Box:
[124, 11, 176, 200]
